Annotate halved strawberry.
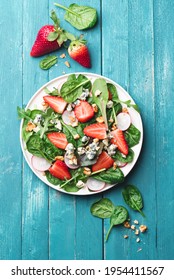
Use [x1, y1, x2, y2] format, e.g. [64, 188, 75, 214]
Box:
[47, 132, 68, 149]
[74, 101, 94, 123]
[92, 151, 114, 172]
[111, 129, 129, 155]
[108, 90, 112, 100]
[43, 96, 67, 114]
[49, 160, 71, 180]
[84, 123, 107, 140]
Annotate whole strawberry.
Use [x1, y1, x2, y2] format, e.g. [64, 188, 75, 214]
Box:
[68, 38, 91, 68]
[30, 10, 69, 57]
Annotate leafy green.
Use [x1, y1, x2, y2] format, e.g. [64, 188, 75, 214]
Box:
[122, 185, 145, 217]
[39, 108, 55, 138]
[17, 106, 31, 121]
[124, 124, 141, 148]
[90, 198, 115, 219]
[91, 167, 124, 184]
[105, 206, 128, 241]
[113, 149, 134, 163]
[45, 171, 62, 185]
[60, 74, 91, 103]
[22, 119, 33, 142]
[26, 135, 46, 159]
[54, 3, 97, 30]
[44, 87, 59, 96]
[92, 78, 109, 129]
[39, 56, 58, 70]
[107, 83, 119, 101]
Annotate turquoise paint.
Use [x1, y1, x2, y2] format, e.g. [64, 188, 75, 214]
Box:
[0, 0, 174, 260]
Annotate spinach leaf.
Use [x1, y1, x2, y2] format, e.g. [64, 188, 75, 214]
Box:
[60, 75, 90, 103]
[122, 185, 145, 217]
[124, 124, 141, 148]
[91, 167, 124, 184]
[54, 3, 97, 30]
[107, 103, 122, 127]
[44, 87, 59, 96]
[30, 109, 44, 120]
[107, 83, 119, 102]
[105, 206, 128, 241]
[45, 171, 61, 185]
[90, 198, 115, 219]
[39, 55, 58, 70]
[112, 149, 134, 163]
[92, 78, 109, 129]
[77, 74, 92, 91]
[26, 135, 46, 159]
[44, 137, 63, 160]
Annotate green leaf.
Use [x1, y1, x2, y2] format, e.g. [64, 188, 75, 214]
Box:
[124, 124, 141, 148]
[54, 3, 97, 30]
[64, 31, 76, 41]
[44, 87, 59, 96]
[39, 56, 58, 70]
[17, 106, 31, 121]
[57, 32, 68, 45]
[22, 119, 33, 142]
[91, 167, 124, 184]
[112, 149, 134, 163]
[107, 83, 119, 101]
[90, 198, 115, 219]
[47, 31, 59, 42]
[122, 185, 145, 217]
[45, 171, 62, 185]
[50, 10, 60, 27]
[26, 135, 46, 158]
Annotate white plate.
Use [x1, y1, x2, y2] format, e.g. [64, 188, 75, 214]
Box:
[20, 73, 143, 195]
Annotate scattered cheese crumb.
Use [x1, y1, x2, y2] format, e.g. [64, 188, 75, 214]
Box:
[124, 235, 129, 239]
[137, 248, 142, 252]
[131, 225, 136, 230]
[134, 220, 139, 225]
[135, 229, 139, 235]
[64, 61, 70, 68]
[74, 134, 80, 140]
[94, 89, 101, 97]
[136, 238, 140, 243]
[60, 53, 66, 58]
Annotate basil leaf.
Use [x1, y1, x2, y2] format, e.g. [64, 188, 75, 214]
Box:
[54, 3, 97, 30]
[112, 149, 134, 163]
[105, 206, 128, 241]
[122, 185, 145, 217]
[124, 124, 141, 147]
[39, 56, 58, 70]
[92, 78, 109, 129]
[47, 31, 59, 42]
[91, 167, 124, 184]
[90, 198, 115, 219]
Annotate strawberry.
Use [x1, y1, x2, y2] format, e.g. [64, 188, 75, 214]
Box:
[74, 101, 94, 123]
[43, 96, 67, 114]
[30, 11, 69, 57]
[47, 132, 68, 150]
[68, 38, 91, 68]
[49, 160, 71, 180]
[84, 123, 107, 140]
[111, 129, 129, 155]
[108, 90, 112, 100]
[92, 151, 114, 172]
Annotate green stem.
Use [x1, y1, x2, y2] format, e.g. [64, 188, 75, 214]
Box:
[105, 224, 113, 242]
[90, 168, 106, 176]
[54, 3, 78, 16]
[60, 173, 79, 188]
[138, 209, 146, 218]
[112, 106, 117, 124]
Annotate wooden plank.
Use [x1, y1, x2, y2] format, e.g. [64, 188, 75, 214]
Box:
[22, 0, 49, 260]
[48, 0, 103, 260]
[0, 0, 23, 260]
[154, 0, 174, 260]
[102, 0, 156, 259]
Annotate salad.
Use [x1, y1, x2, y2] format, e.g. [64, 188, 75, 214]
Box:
[18, 73, 141, 193]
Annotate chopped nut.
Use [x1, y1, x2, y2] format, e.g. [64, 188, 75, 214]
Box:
[69, 116, 76, 123]
[74, 134, 80, 140]
[42, 101, 49, 110]
[111, 123, 117, 130]
[65, 61, 70, 68]
[122, 107, 129, 113]
[93, 138, 99, 143]
[71, 121, 78, 127]
[54, 156, 64, 161]
[113, 162, 117, 170]
[131, 225, 136, 230]
[139, 225, 148, 233]
[96, 116, 104, 123]
[124, 235, 129, 239]
[134, 220, 139, 225]
[83, 167, 91, 176]
[124, 221, 131, 228]
[135, 229, 139, 235]
[92, 103, 98, 113]
[26, 122, 36, 132]
[60, 53, 66, 58]
[109, 118, 114, 123]
[136, 238, 140, 243]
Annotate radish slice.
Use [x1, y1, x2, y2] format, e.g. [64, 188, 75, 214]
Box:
[64, 153, 79, 169]
[62, 110, 78, 126]
[31, 156, 51, 171]
[116, 112, 131, 131]
[86, 178, 105, 192]
[115, 160, 127, 168]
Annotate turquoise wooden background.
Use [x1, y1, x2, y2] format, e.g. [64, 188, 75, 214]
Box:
[0, 0, 174, 260]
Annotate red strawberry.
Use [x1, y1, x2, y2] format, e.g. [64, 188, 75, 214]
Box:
[74, 101, 94, 123]
[43, 96, 67, 114]
[111, 129, 129, 155]
[92, 151, 114, 172]
[68, 39, 91, 68]
[108, 90, 112, 100]
[47, 132, 68, 150]
[49, 160, 71, 180]
[84, 123, 107, 140]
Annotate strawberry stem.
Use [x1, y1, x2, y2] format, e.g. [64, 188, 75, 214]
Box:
[54, 3, 78, 16]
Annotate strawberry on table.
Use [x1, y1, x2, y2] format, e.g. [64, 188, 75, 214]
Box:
[49, 160, 71, 180]
[111, 129, 129, 155]
[47, 132, 68, 150]
[84, 123, 107, 140]
[92, 151, 114, 172]
[68, 38, 91, 68]
[74, 101, 94, 123]
[43, 96, 67, 114]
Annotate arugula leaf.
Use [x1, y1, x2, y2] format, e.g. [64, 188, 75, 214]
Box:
[124, 124, 141, 148]
[61, 121, 77, 147]
[44, 87, 59, 96]
[17, 106, 31, 121]
[91, 167, 124, 184]
[39, 56, 58, 70]
[92, 78, 109, 129]
[54, 3, 97, 30]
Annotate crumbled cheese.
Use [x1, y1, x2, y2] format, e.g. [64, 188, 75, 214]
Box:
[74, 134, 80, 140]
[79, 89, 89, 100]
[76, 180, 85, 188]
[134, 220, 139, 225]
[73, 100, 80, 106]
[124, 235, 129, 239]
[95, 89, 102, 97]
[60, 53, 66, 58]
[135, 229, 140, 235]
[55, 120, 62, 130]
[65, 61, 70, 68]
[33, 114, 42, 125]
[77, 147, 86, 155]
[107, 144, 117, 156]
[131, 225, 136, 230]
[66, 104, 73, 112]
[82, 135, 89, 143]
[106, 100, 114, 109]
[33, 126, 41, 133]
[136, 238, 140, 243]
[86, 151, 96, 160]
[65, 143, 75, 152]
